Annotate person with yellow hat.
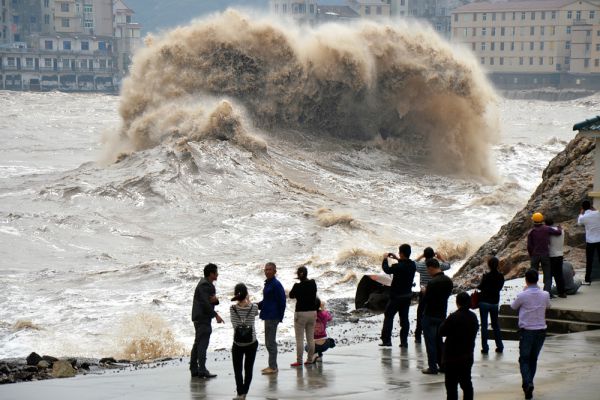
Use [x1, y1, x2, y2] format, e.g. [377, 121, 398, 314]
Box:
[527, 212, 562, 294]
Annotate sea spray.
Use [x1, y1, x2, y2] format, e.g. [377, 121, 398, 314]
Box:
[115, 10, 499, 177]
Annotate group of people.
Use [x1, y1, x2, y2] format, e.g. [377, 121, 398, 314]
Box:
[188, 200, 599, 400]
[190, 262, 334, 400]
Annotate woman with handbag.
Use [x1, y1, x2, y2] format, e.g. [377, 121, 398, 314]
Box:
[230, 283, 259, 400]
[477, 257, 505, 354]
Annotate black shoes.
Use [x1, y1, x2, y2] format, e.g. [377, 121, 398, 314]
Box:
[193, 372, 217, 379]
[399, 343, 408, 348]
[558, 293, 567, 298]
[524, 384, 534, 399]
[379, 342, 392, 347]
[481, 349, 489, 354]
[495, 348, 504, 353]
[421, 368, 438, 375]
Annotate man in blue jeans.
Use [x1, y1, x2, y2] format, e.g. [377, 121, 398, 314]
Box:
[421, 258, 453, 374]
[511, 269, 551, 399]
[258, 262, 286, 375]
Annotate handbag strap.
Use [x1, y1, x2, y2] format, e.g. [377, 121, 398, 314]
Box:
[233, 304, 254, 325]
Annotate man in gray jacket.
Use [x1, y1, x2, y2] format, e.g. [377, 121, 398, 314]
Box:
[191, 263, 224, 378]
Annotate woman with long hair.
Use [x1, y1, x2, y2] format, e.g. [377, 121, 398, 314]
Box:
[289, 266, 318, 367]
[230, 283, 259, 400]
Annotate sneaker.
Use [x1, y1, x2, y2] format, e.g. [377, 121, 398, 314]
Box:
[311, 353, 320, 363]
[481, 349, 489, 354]
[583, 281, 592, 286]
[378, 342, 392, 347]
[304, 359, 315, 365]
[421, 368, 438, 375]
[198, 372, 217, 379]
[261, 367, 278, 375]
[495, 348, 504, 353]
[290, 362, 302, 367]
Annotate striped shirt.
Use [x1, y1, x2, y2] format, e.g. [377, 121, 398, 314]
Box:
[230, 303, 259, 346]
[415, 259, 451, 288]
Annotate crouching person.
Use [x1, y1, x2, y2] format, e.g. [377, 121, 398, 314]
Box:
[440, 292, 479, 400]
[306, 297, 336, 362]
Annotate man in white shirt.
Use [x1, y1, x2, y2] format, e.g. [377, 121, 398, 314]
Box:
[577, 200, 600, 284]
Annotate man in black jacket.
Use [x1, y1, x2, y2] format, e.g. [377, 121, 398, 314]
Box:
[440, 292, 479, 400]
[421, 258, 453, 374]
[190, 263, 224, 378]
[379, 243, 416, 348]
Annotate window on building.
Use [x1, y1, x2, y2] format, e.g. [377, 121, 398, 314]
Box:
[567, 11, 572, 19]
[531, 12, 535, 20]
[63, 40, 71, 50]
[492, 27, 496, 36]
[282, 4, 286, 13]
[84, 19, 93, 28]
[61, 18, 69, 28]
[530, 26, 534, 35]
[521, 12, 526, 20]
[472, 42, 476, 51]
[463, 28, 468, 37]
[44, 58, 52, 67]
[482, 27, 487, 36]
[60, 2, 69, 12]
[483, 13, 487, 21]
[376, 6, 382, 15]
[540, 41, 544, 50]
[7, 57, 15, 67]
[576, 11, 581, 21]
[44, 0, 49, 7]
[30, 16, 36, 23]
[597, 30, 600, 36]
[539, 57, 543, 65]
[490, 57, 494, 65]
[502, 12, 506, 21]
[565, 57, 570, 65]
[44, 40, 53, 50]
[13, 15, 19, 23]
[491, 42, 495, 51]
[512, 12, 516, 20]
[309, 4, 314, 14]
[501, 27, 505, 36]
[550, 56, 554, 65]
[365, 5, 371, 15]
[587, 30, 591, 37]
[98, 41, 106, 51]
[597, 44, 600, 51]
[81, 41, 89, 51]
[99, 59, 107, 68]
[481, 42, 486, 51]
[595, 59, 599, 67]
[551, 26, 555, 35]
[566, 41, 571, 49]
[529, 42, 534, 50]
[492, 12, 496, 21]
[25, 58, 33, 67]
[519, 56, 523, 65]
[454, 14, 458, 22]
[84, 4, 92, 13]
[541, 11, 545, 20]
[44, 14, 49, 24]
[567, 26, 571, 34]
[80, 60, 87, 69]
[529, 57, 533, 65]
[512, 27, 516, 36]
[586, 43, 591, 51]
[500, 42, 505, 51]
[511, 42, 515, 51]
[500, 57, 504, 65]
[472, 27, 476, 36]
[473, 12, 477, 21]
[552, 11, 556, 19]
[591, 11, 596, 20]
[541, 26, 545, 35]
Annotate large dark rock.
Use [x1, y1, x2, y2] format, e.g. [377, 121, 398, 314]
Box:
[26, 352, 43, 366]
[454, 133, 594, 289]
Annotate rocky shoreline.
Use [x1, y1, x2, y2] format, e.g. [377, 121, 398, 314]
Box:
[454, 132, 593, 289]
[0, 352, 177, 385]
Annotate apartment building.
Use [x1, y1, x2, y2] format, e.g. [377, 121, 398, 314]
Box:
[390, 0, 409, 17]
[347, 0, 392, 18]
[0, 0, 142, 91]
[270, 0, 318, 23]
[451, 0, 600, 80]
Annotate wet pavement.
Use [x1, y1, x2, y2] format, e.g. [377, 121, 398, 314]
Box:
[1, 327, 600, 400]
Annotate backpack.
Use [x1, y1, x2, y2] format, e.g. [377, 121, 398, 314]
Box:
[233, 305, 255, 344]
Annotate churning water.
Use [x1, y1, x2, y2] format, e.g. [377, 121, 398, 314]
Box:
[0, 11, 597, 359]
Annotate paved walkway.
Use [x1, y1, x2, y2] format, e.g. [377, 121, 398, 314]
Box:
[1, 328, 600, 400]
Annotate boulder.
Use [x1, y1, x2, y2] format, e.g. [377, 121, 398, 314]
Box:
[37, 360, 50, 369]
[26, 352, 43, 366]
[454, 133, 594, 289]
[42, 355, 58, 364]
[51, 360, 76, 378]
